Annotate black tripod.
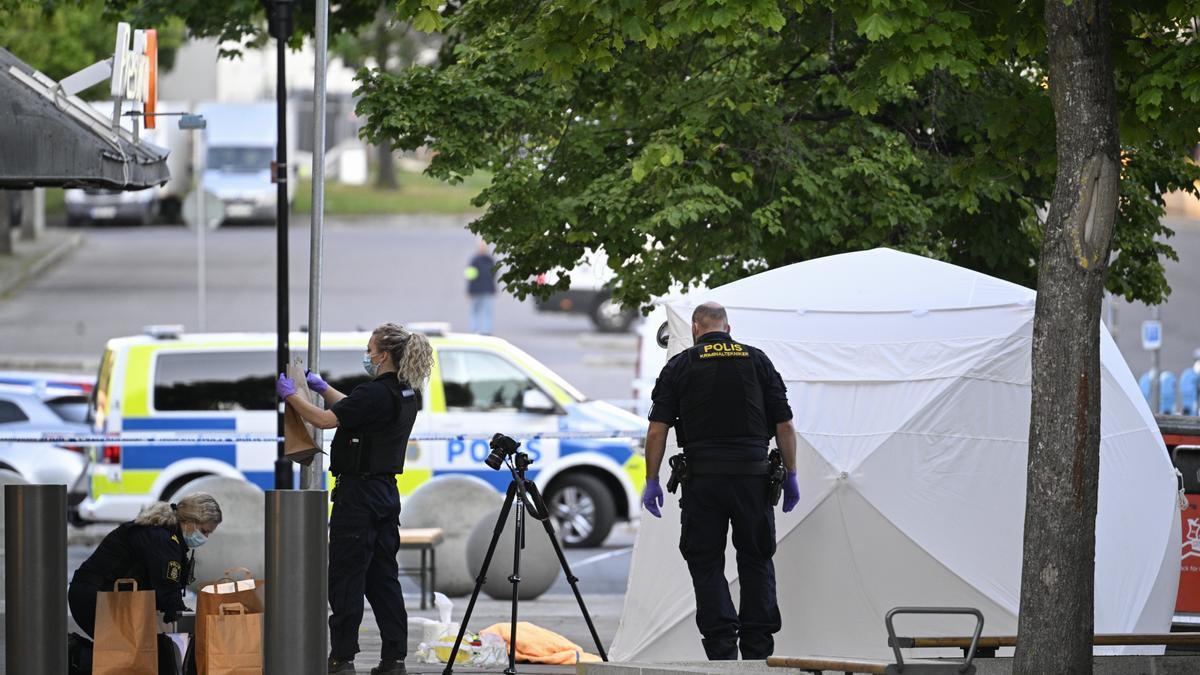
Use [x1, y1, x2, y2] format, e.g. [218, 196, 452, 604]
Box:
[442, 443, 608, 675]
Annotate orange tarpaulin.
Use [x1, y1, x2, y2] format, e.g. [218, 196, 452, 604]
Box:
[482, 622, 601, 665]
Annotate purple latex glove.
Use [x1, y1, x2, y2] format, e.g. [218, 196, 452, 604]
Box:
[305, 370, 328, 394]
[642, 480, 664, 518]
[782, 470, 800, 513]
[275, 373, 296, 400]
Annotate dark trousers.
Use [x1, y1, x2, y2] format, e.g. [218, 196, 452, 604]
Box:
[67, 578, 99, 638]
[679, 474, 781, 660]
[329, 475, 408, 661]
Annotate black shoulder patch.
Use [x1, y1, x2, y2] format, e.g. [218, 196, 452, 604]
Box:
[167, 560, 181, 582]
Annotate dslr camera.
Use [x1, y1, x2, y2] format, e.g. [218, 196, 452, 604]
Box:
[484, 433, 522, 470]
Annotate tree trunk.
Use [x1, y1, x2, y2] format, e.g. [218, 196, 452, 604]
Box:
[376, 138, 398, 190]
[1014, 1, 1120, 673]
[374, 32, 399, 191]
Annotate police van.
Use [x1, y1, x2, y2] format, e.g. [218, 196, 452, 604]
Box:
[81, 327, 647, 547]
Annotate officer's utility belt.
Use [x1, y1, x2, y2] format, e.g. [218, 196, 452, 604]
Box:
[667, 450, 788, 508]
[689, 460, 770, 476]
[666, 453, 769, 494]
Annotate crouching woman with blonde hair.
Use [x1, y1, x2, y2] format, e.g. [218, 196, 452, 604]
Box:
[68, 492, 223, 637]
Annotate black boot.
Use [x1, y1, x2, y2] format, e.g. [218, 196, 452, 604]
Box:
[371, 658, 406, 675]
[328, 656, 356, 673]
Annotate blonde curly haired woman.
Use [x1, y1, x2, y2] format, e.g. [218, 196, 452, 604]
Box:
[277, 323, 434, 675]
[68, 492, 222, 638]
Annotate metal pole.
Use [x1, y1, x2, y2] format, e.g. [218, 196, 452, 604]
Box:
[302, 0, 330, 490]
[273, 0, 294, 490]
[265, 489, 328, 674]
[1151, 305, 1162, 414]
[195, 127, 207, 331]
[5, 484, 67, 674]
[31, 186, 44, 239]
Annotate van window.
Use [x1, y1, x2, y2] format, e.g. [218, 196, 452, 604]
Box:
[309, 349, 373, 396]
[0, 399, 29, 424]
[207, 147, 274, 173]
[155, 351, 275, 411]
[154, 349, 381, 412]
[88, 347, 114, 425]
[439, 350, 538, 412]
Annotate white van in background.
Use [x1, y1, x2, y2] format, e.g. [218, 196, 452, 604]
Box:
[196, 102, 295, 224]
[534, 250, 640, 333]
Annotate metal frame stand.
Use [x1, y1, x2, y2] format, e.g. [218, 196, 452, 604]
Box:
[442, 454, 607, 675]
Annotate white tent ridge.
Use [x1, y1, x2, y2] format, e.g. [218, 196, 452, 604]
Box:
[612, 248, 1180, 661]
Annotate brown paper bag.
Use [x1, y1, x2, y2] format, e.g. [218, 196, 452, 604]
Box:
[93, 578, 158, 675]
[196, 573, 265, 675]
[205, 603, 264, 675]
[284, 361, 322, 465]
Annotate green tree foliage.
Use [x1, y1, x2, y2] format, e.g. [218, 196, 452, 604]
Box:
[333, 7, 441, 189]
[352, 0, 1199, 308]
[0, 1, 185, 96]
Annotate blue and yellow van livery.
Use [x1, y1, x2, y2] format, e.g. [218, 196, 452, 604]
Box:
[82, 328, 647, 547]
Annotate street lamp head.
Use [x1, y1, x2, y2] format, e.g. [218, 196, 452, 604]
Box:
[178, 114, 206, 130]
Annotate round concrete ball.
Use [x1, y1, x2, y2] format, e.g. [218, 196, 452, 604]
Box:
[172, 476, 265, 590]
[399, 475, 502, 597]
[466, 506, 561, 600]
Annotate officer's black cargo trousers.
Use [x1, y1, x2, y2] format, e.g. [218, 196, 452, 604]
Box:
[679, 473, 781, 660]
[329, 475, 408, 662]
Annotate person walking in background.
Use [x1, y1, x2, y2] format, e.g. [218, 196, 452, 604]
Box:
[465, 240, 497, 334]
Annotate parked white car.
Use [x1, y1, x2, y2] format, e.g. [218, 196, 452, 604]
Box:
[0, 383, 91, 507]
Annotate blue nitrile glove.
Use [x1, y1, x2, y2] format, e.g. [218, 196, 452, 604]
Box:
[642, 480, 664, 518]
[305, 369, 328, 394]
[275, 373, 296, 400]
[782, 470, 800, 513]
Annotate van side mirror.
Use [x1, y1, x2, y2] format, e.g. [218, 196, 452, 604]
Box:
[656, 322, 670, 348]
[521, 388, 556, 414]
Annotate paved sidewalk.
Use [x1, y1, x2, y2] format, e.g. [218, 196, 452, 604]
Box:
[361, 593, 623, 674]
[0, 592, 623, 674]
[0, 227, 82, 299]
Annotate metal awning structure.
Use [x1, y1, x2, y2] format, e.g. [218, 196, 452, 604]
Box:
[0, 46, 169, 190]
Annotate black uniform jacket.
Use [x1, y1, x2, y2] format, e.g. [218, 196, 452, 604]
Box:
[329, 373, 420, 476]
[649, 330, 792, 452]
[73, 521, 191, 614]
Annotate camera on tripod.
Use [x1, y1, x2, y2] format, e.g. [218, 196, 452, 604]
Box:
[443, 430, 608, 674]
[484, 432, 524, 470]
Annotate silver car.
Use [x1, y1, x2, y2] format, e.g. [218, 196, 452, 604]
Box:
[0, 383, 90, 507]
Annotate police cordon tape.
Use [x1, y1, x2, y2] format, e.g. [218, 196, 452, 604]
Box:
[0, 429, 647, 444]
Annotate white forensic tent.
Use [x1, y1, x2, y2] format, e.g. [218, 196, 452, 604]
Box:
[611, 248, 1181, 661]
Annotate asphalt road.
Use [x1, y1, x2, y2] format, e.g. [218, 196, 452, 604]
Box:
[0, 216, 638, 402]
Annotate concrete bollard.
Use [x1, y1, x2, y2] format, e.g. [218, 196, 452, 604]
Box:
[399, 475, 502, 596]
[265, 489, 327, 675]
[0, 469, 30, 603]
[6, 483, 67, 674]
[175, 476, 265, 588]
[466, 505, 562, 600]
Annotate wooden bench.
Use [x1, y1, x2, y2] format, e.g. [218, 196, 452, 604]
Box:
[397, 527, 443, 609]
[767, 655, 955, 674]
[888, 633, 1200, 658]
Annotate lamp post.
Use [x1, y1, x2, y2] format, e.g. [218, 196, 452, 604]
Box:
[265, 0, 294, 489]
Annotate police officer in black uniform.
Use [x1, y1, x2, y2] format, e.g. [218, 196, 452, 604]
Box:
[641, 302, 801, 661]
[279, 323, 435, 675]
[67, 492, 222, 671]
